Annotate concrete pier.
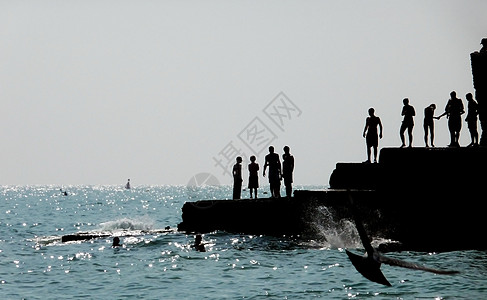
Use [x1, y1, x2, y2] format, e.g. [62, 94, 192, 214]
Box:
[178, 189, 375, 237]
[178, 147, 487, 251]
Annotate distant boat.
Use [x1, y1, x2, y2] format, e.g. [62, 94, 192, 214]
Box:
[125, 179, 131, 189]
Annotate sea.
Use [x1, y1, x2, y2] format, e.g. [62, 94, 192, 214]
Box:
[1, 185, 486, 299]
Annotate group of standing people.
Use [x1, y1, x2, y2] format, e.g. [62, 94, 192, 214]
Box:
[363, 91, 480, 163]
[232, 146, 294, 200]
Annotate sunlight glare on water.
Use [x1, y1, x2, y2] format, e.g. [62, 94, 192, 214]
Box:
[0, 185, 486, 299]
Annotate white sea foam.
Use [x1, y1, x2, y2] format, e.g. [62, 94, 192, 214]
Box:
[99, 217, 155, 231]
[311, 206, 362, 249]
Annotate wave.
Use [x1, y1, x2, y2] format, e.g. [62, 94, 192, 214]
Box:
[34, 217, 174, 245]
[99, 217, 155, 231]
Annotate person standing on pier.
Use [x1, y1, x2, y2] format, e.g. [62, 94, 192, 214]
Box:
[232, 156, 243, 199]
[465, 93, 479, 147]
[282, 146, 295, 198]
[248, 155, 259, 199]
[400, 98, 415, 148]
[263, 146, 281, 198]
[437, 91, 465, 147]
[423, 104, 437, 147]
[363, 108, 383, 163]
[471, 38, 487, 146]
[480, 37, 487, 53]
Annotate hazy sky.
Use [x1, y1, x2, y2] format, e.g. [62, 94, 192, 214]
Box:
[1, 0, 486, 186]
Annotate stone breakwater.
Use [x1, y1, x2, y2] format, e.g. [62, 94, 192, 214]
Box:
[179, 147, 487, 252]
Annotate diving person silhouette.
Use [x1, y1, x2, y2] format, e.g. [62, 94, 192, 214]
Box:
[345, 192, 459, 286]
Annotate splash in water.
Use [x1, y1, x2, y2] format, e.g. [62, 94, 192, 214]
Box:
[99, 217, 155, 231]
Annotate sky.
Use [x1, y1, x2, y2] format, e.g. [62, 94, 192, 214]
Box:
[1, 0, 487, 186]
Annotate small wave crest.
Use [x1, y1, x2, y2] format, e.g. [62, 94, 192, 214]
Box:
[99, 217, 154, 231]
[34, 235, 63, 246]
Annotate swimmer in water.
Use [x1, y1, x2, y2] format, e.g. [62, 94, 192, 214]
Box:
[112, 237, 122, 247]
[193, 234, 206, 252]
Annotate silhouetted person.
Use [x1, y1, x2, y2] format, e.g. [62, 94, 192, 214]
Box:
[232, 156, 243, 199]
[125, 179, 131, 189]
[400, 98, 415, 148]
[423, 104, 437, 147]
[481, 38, 487, 54]
[193, 234, 206, 252]
[112, 237, 122, 247]
[471, 38, 487, 146]
[363, 108, 383, 163]
[248, 155, 259, 199]
[60, 189, 68, 196]
[282, 146, 294, 198]
[465, 93, 479, 147]
[438, 91, 465, 147]
[263, 146, 281, 198]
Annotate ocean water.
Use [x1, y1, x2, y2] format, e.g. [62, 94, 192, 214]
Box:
[1, 185, 486, 299]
